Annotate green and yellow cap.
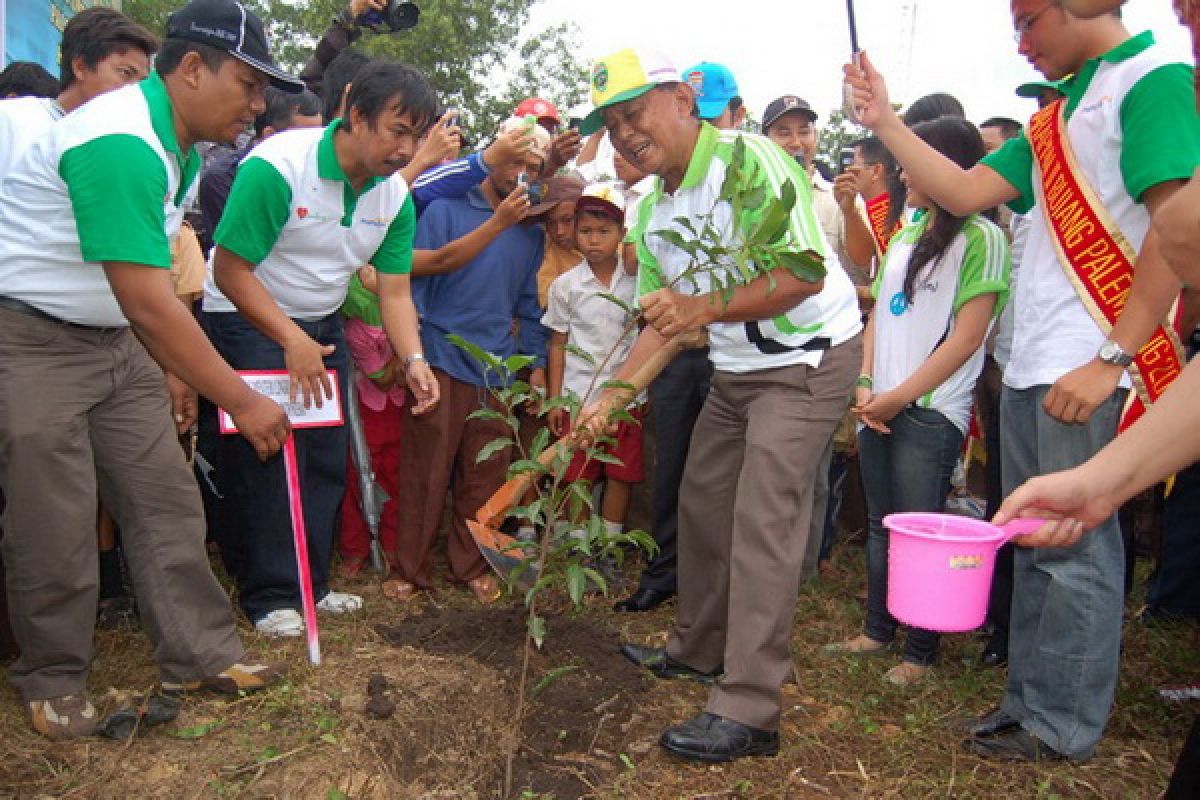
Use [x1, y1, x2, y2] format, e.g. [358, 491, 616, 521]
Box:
[579, 48, 679, 135]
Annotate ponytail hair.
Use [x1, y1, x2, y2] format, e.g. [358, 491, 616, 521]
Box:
[904, 116, 990, 302]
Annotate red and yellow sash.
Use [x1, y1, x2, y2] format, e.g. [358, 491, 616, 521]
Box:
[1028, 98, 1186, 431]
[865, 192, 902, 257]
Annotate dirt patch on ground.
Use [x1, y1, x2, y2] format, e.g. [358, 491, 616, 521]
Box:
[375, 605, 654, 799]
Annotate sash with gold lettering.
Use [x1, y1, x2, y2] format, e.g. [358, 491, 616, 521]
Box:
[1028, 97, 1186, 431]
[865, 192, 902, 257]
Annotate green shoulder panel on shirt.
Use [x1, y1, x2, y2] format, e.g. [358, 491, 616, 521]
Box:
[955, 216, 1011, 317]
[1118, 63, 1200, 201]
[213, 156, 293, 265]
[980, 134, 1035, 215]
[632, 179, 666, 299]
[59, 134, 171, 268]
[372, 193, 415, 275]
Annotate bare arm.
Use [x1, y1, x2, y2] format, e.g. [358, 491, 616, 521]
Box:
[103, 263, 289, 459]
[212, 245, 336, 410]
[376, 270, 439, 414]
[410, 187, 529, 276]
[640, 268, 825, 339]
[845, 51, 1019, 216]
[833, 171, 877, 268]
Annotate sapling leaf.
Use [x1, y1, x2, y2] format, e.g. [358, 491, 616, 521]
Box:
[598, 379, 635, 393]
[529, 426, 550, 459]
[598, 291, 638, 315]
[531, 664, 578, 698]
[565, 563, 586, 606]
[653, 228, 700, 256]
[527, 615, 546, 649]
[777, 249, 826, 283]
[447, 334, 500, 370]
[582, 567, 608, 595]
[467, 408, 510, 425]
[507, 459, 548, 479]
[475, 437, 513, 465]
[564, 343, 597, 366]
[589, 451, 626, 466]
[503, 354, 537, 374]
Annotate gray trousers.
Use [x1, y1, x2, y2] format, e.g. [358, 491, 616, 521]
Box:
[0, 307, 243, 701]
[667, 336, 861, 730]
[999, 384, 1127, 759]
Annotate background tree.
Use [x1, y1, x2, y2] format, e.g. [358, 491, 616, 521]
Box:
[123, 0, 587, 140]
[816, 108, 865, 171]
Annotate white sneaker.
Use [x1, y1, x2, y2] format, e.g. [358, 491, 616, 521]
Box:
[317, 591, 363, 614]
[255, 609, 304, 638]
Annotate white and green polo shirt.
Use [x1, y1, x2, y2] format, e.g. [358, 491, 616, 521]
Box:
[870, 214, 1011, 435]
[627, 123, 861, 373]
[0, 73, 199, 327]
[982, 31, 1200, 391]
[0, 95, 64, 180]
[203, 120, 415, 321]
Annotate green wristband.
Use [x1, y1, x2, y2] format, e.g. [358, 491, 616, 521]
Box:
[855, 374, 873, 389]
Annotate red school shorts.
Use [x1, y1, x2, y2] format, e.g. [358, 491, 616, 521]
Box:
[564, 405, 646, 484]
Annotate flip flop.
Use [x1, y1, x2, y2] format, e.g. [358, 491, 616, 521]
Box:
[381, 579, 417, 602]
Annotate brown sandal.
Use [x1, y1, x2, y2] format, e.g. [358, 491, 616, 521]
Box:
[381, 578, 417, 602]
[467, 574, 502, 604]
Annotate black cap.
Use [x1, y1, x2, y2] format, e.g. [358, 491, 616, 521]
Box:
[762, 95, 818, 132]
[166, 0, 304, 93]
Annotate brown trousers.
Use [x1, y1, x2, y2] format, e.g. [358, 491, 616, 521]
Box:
[393, 368, 511, 586]
[667, 336, 862, 730]
[0, 308, 243, 701]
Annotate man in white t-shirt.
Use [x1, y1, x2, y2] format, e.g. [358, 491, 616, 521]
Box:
[0, 8, 157, 183]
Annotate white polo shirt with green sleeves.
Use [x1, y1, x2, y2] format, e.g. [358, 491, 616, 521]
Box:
[203, 120, 414, 322]
[981, 31, 1200, 391]
[870, 214, 1011, 435]
[627, 123, 861, 373]
[0, 73, 200, 327]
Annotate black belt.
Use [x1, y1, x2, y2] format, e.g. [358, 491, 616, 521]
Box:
[0, 295, 126, 333]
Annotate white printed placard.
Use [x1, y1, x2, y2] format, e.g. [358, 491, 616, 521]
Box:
[219, 369, 344, 433]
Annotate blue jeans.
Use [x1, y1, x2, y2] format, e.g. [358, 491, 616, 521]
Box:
[858, 406, 962, 665]
[203, 311, 349, 623]
[1000, 384, 1126, 759]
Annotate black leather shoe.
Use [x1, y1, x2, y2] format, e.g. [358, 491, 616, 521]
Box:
[978, 636, 1007, 668]
[613, 587, 674, 612]
[963, 727, 1074, 762]
[619, 644, 721, 685]
[660, 712, 779, 763]
[951, 707, 1020, 738]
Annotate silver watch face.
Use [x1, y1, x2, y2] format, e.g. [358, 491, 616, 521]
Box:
[1099, 341, 1131, 366]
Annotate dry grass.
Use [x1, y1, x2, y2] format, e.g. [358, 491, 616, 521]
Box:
[0, 542, 1193, 799]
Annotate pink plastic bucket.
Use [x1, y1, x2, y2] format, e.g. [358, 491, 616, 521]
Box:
[885, 512, 1043, 633]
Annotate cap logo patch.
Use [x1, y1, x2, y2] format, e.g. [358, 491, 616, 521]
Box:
[297, 207, 309, 219]
[592, 63, 609, 91]
[686, 71, 705, 93]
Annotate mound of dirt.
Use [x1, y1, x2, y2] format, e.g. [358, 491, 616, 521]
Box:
[376, 606, 654, 798]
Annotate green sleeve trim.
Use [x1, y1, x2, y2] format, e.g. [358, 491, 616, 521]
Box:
[1118, 63, 1200, 202]
[59, 134, 171, 267]
[954, 218, 1011, 317]
[213, 156, 293, 265]
[980, 135, 1034, 215]
[373, 193, 415, 275]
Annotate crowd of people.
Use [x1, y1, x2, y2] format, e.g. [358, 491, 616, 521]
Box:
[0, 0, 1196, 793]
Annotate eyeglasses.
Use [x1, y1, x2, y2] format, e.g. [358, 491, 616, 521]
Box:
[1012, 3, 1057, 42]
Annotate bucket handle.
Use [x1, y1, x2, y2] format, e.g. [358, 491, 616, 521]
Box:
[996, 517, 1049, 545]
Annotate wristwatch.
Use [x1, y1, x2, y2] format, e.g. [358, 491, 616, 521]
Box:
[403, 353, 426, 367]
[1097, 339, 1133, 367]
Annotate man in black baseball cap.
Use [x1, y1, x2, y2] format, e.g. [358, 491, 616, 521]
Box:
[0, 0, 306, 740]
[165, 0, 302, 92]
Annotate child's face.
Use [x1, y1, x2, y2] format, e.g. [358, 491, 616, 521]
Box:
[546, 201, 577, 252]
[575, 212, 623, 266]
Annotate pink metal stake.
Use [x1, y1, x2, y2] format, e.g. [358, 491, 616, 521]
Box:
[283, 436, 321, 665]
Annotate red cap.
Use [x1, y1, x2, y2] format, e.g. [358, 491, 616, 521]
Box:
[514, 97, 560, 125]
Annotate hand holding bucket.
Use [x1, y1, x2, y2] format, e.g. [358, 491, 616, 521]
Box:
[885, 513, 1046, 633]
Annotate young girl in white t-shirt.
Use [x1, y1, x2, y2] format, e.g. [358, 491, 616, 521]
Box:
[826, 116, 1011, 686]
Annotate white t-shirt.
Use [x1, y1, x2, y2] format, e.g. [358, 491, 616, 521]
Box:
[0, 96, 63, 182]
[871, 214, 1011, 434]
[541, 256, 642, 405]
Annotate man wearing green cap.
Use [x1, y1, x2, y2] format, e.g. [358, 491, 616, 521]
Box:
[582, 48, 863, 762]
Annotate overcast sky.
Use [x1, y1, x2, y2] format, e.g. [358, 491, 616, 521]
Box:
[528, 0, 1193, 127]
